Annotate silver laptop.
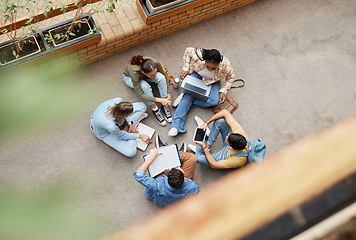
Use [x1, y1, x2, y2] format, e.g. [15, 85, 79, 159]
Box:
[181, 74, 212, 101]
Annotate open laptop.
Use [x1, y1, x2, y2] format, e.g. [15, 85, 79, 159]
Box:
[181, 74, 212, 101]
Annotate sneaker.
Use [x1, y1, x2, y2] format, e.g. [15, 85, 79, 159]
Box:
[161, 105, 172, 123]
[188, 144, 196, 153]
[152, 109, 167, 126]
[179, 143, 187, 152]
[137, 113, 148, 125]
[173, 93, 184, 107]
[195, 116, 210, 136]
[155, 134, 167, 148]
[168, 128, 179, 137]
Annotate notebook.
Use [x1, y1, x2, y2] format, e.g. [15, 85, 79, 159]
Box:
[136, 123, 155, 151]
[143, 144, 181, 177]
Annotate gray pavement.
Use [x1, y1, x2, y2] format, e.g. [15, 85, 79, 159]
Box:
[1, 0, 355, 239]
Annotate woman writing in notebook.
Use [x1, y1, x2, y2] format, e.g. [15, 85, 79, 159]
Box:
[168, 47, 237, 137]
[90, 98, 151, 157]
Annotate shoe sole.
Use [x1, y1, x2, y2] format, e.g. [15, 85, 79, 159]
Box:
[168, 130, 178, 136]
[188, 144, 196, 153]
[154, 135, 159, 148]
[156, 119, 167, 126]
[173, 93, 183, 107]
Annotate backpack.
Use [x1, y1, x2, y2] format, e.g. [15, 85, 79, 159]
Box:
[159, 61, 175, 85]
[231, 139, 266, 164]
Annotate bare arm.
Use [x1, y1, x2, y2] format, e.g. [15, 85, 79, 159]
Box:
[195, 142, 225, 169]
[138, 148, 161, 171]
[200, 109, 236, 129]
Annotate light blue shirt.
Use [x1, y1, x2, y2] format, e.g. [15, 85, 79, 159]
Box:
[134, 170, 199, 208]
[91, 97, 138, 140]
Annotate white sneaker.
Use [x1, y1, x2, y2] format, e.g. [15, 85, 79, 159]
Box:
[173, 93, 184, 107]
[137, 113, 148, 124]
[168, 128, 178, 137]
[194, 116, 210, 136]
[188, 144, 196, 153]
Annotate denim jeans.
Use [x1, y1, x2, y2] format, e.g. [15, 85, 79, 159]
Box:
[196, 118, 232, 166]
[170, 72, 221, 132]
[123, 72, 168, 105]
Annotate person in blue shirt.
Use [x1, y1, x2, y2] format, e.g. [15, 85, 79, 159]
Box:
[134, 146, 199, 208]
[90, 97, 151, 157]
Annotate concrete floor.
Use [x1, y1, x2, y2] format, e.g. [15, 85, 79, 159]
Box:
[0, 0, 355, 239]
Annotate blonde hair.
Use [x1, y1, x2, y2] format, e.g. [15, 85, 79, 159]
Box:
[105, 102, 133, 126]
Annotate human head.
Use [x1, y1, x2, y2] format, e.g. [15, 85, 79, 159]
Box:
[141, 59, 157, 78]
[106, 102, 133, 126]
[201, 49, 223, 71]
[129, 55, 157, 78]
[227, 133, 247, 150]
[168, 168, 184, 188]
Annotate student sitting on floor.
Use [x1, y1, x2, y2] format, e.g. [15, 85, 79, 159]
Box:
[90, 97, 151, 157]
[123, 55, 173, 127]
[133, 136, 199, 208]
[190, 109, 249, 169]
[168, 47, 237, 137]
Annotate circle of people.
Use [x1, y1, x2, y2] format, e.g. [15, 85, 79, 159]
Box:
[90, 47, 250, 208]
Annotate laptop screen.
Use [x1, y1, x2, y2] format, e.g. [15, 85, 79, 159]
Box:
[184, 83, 207, 95]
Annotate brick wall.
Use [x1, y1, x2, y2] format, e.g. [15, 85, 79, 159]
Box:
[65, 0, 258, 67]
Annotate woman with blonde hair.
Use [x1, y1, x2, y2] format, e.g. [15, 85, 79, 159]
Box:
[90, 97, 151, 157]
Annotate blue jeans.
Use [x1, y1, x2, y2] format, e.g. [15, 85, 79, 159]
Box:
[170, 72, 221, 132]
[196, 118, 232, 165]
[123, 72, 168, 105]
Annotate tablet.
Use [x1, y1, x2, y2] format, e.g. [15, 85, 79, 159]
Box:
[193, 128, 206, 142]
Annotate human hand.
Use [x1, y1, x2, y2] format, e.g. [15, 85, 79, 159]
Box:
[194, 141, 206, 149]
[158, 98, 172, 107]
[166, 93, 172, 101]
[180, 70, 188, 80]
[199, 122, 208, 130]
[128, 124, 138, 133]
[149, 148, 162, 158]
[219, 92, 226, 104]
[140, 134, 152, 144]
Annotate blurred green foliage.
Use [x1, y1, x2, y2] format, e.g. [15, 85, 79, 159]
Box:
[0, 61, 106, 140]
[0, 178, 106, 240]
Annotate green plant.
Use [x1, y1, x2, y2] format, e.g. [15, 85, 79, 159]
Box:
[44, 0, 118, 49]
[0, 0, 55, 55]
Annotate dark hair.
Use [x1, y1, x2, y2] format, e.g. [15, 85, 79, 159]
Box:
[228, 133, 247, 150]
[141, 59, 156, 74]
[105, 102, 133, 126]
[129, 55, 144, 65]
[129, 55, 156, 74]
[202, 49, 223, 63]
[168, 168, 184, 188]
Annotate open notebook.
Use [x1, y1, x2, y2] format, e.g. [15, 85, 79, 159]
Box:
[136, 123, 155, 151]
[143, 144, 181, 177]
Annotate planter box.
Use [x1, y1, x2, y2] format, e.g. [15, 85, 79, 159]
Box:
[0, 35, 42, 66]
[145, 0, 186, 13]
[136, 0, 213, 24]
[42, 14, 100, 53]
[0, 14, 101, 71]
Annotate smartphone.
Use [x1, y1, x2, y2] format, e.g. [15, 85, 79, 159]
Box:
[193, 128, 206, 142]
